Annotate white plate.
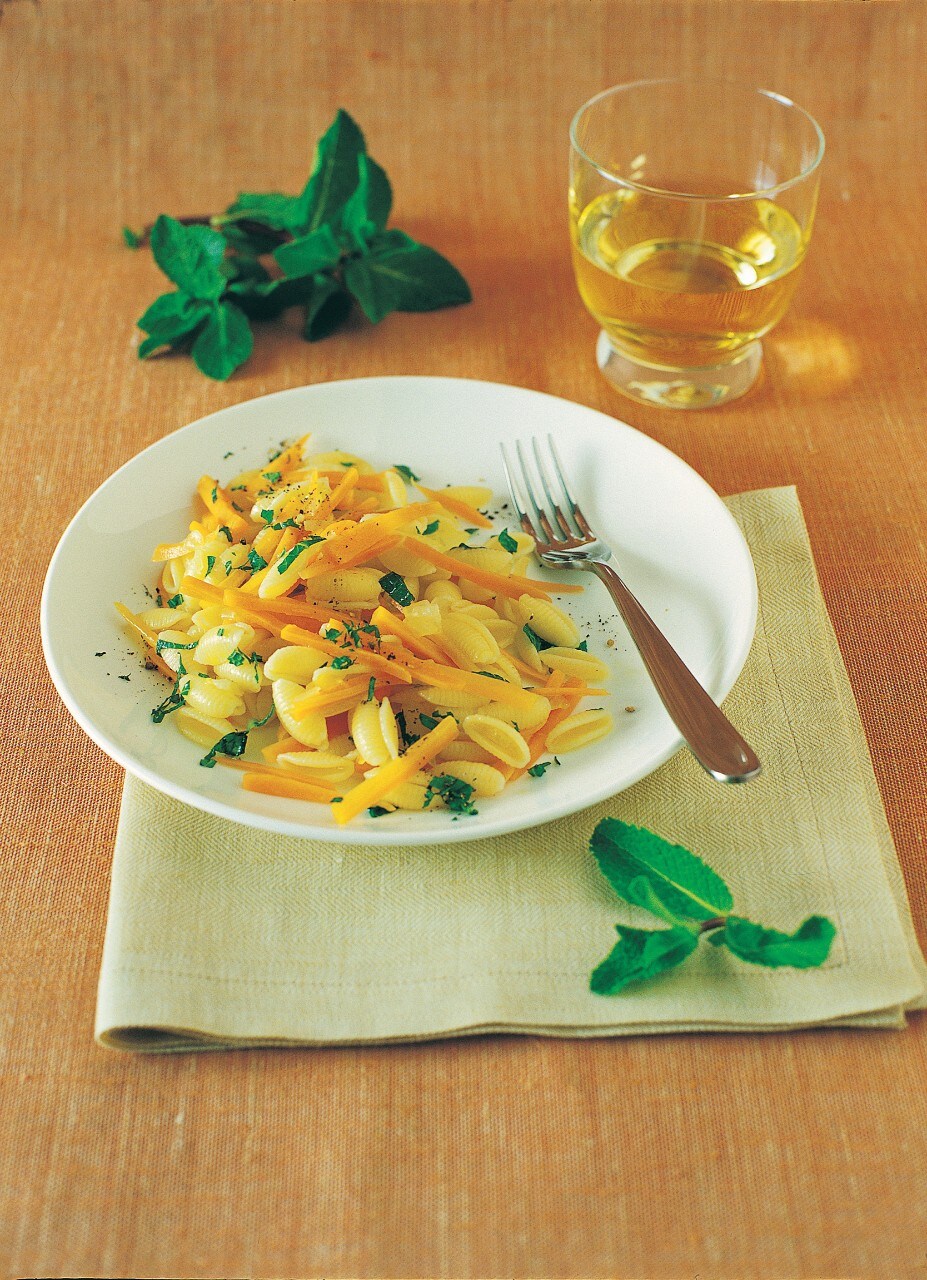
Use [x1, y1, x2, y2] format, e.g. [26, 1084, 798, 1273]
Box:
[41, 377, 757, 845]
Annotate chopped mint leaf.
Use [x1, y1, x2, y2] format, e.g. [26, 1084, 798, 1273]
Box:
[498, 528, 518, 553]
[206, 554, 216, 576]
[423, 774, 478, 815]
[527, 762, 551, 778]
[199, 729, 249, 768]
[331, 655, 353, 670]
[417, 519, 440, 536]
[246, 547, 267, 572]
[368, 805, 390, 818]
[378, 571, 414, 607]
[578, 639, 588, 651]
[522, 623, 552, 651]
[155, 638, 197, 654]
[366, 676, 376, 702]
[260, 509, 275, 523]
[227, 649, 247, 667]
[218, 525, 233, 542]
[150, 675, 190, 723]
[276, 537, 324, 574]
[393, 464, 420, 483]
[262, 470, 282, 483]
[166, 594, 184, 609]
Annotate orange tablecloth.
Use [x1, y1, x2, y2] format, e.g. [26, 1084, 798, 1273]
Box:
[4, 2, 927, 1275]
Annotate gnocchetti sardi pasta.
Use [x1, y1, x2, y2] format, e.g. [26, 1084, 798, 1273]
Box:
[115, 436, 616, 823]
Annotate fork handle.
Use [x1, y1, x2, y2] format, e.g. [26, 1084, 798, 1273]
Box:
[592, 562, 761, 783]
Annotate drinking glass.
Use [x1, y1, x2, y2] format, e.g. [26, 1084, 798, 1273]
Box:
[569, 79, 824, 408]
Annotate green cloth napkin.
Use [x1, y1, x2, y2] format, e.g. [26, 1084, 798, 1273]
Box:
[95, 488, 927, 1051]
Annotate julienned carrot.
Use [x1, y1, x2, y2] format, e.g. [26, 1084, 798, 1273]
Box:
[292, 676, 374, 719]
[507, 694, 584, 783]
[400, 536, 583, 598]
[405, 659, 541, 715]
[241, 771, 341, 804]
[279, 623, 415, 684]
[218, 586, 359, 629]
[196, 476, 251, 536]
[218, 756, 339, 797]
[303, 530, 400, 579]
[414, 484, 493, 529]
[331, 714, 459, 824]
[369, 605, 447, 663]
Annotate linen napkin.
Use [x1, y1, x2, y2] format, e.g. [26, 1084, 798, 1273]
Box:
[95, 488, 927, 1051]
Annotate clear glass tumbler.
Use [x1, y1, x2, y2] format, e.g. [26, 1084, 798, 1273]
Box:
[569, 79, 824, 409]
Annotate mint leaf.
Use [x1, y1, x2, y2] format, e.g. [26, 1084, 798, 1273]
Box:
[222, 191, 304, 232]
[423, 775, 478, 815]
[590, 819, 733, 923]
[191, 302, 254, 381]
[498, 528, 518, 553]
[721, 915, 836, 969]
[137, 291, 211, 357]
[297, 108, 367, 233]
[522, 623, 551, 651]
[303, 275, 353, 341]
[344, 230, 471, 323]
[623, 875, 700, 932]
[379, 571, 414, 606]
[339, 153, 393, 250]
[393, 464, 420, 483]
[228, 274, 315, 321]
[199, 729, 249, 769]
[149, 215, 226, 301]
[122, 225, 142, 249]
[590, 925, 698, 995]
[274, 223, 343, 278]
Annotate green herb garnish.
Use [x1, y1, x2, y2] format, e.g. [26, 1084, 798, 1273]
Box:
[417, 519, 440, 536]
[218, 525, 233, 542]
[199, 730, 249, 769]
[588, 820, 837, 995]
[378, 571, 414, 607]
[367, 805, 390, 818]
[276, 537, 324, 574]
[262, 470, 282, 483]
[366, 676, 376, 702]
[150, 675, 190, 723]
[246, 547, 267, 573]
[129, 111, 470, 380]
[393, 464, 420, 483]
[423, 775, 478, 815]
[206, 555, 216, 576]
[527, 762, 551, 778]
[522, 623, 552, 651]
[395, 710, 419, 748]
[331, 655, 353, 670]
[166, 593, 184, 609]
[498, 528, 518, 553]
[155, 638, 197, 654]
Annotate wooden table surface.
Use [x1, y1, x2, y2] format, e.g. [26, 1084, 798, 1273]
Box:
[4, 2, 927, 1276]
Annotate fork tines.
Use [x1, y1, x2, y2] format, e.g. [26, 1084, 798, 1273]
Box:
[500, 435, 591, 547]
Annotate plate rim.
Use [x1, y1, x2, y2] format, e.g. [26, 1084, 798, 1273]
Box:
[41, 375, 758, 845]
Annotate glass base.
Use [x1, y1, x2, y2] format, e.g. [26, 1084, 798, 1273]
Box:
[596, 332, 763, 409]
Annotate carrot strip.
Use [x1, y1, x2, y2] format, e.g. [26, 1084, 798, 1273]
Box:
[369, 606, 447, 663]
[241, 772, 340, 804]
[292, 676, 373, 719]
[401, 537, 582, 598]
[332, 715, 459, 824]
[263, 736, 301, 762]
[280, 623, 415, 684]
[196, 476, 251, 537]
[405, 659, 541, 715]
[414, 484, 493, 529]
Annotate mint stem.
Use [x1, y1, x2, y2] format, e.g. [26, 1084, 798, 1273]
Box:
[132, 215, 290, 249]
[699, 916, 727, 933]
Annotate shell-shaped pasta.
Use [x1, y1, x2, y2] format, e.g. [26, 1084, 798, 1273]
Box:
[517, 595, 581, 648]
[263, 645, 328, 683]
[378, 544, 437, 578]
[423, 580, 463, 606]
[378, 698, 400, 760]
[184, 677, 246, 721]
[540, 647, 610, 682]
[417, 686, 482, 715]
[251, 476, 330, 525]
[437, 760, 506, 797]
[402, 600, 443, 636]
[272, 679, 329, 748]
[478, 653, 524, 686]
[475, 692, 551, 733]
[481, 618, 518, 648]
[276, 750, 356, 783]
[380, 469, 409, 509]
[137, 606, 193, 632]
[435, 741, 497, 765]
[259, 542, 324, 599]
[161, 559, 186, 594]
[303, 449, 374, 474]
[545, 709, 614, 754]
[513, 627, 547, 672]
[194, 622, 256, 667]
[449, 546, 512, 575]
[462, 714, 531, 768]
[173, 707, 234, 748]
[303, 568, 385, 609]
[190, 605, 237, 635]
[214, 656, 265, 691]
[154, 630, 204, 677]
[440, 612, 500, 669]
[441, 484, 493, 509]
[312, 664, 354, 691]
[350, 699, 394, 766]
[457, 578, 494, 605]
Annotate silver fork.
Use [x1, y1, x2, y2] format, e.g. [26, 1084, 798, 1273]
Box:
[501, 436, 761, 783]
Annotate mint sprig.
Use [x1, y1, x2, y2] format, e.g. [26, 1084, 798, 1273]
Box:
[129, 109, 471, 380]
[589, 819, 836, 995]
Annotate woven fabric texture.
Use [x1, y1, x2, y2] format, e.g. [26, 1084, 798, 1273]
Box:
[95, 489, 927, 1051]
